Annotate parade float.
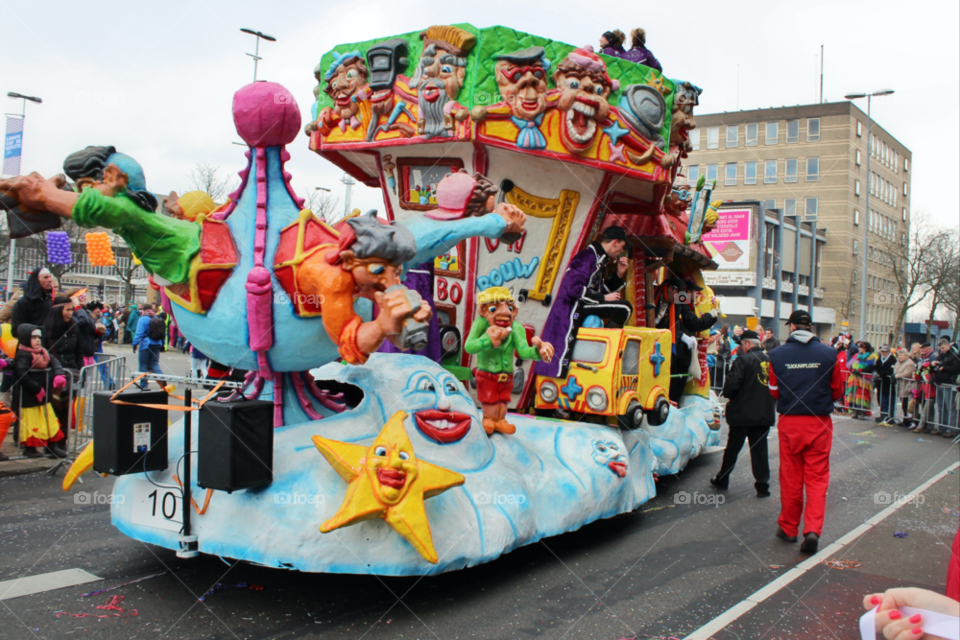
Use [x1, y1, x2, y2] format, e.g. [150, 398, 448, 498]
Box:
[2, 24, 724, 575]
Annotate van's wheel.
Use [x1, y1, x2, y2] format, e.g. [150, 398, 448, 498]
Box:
[618, 401, 644, 430]
[646, 396, 671, 426]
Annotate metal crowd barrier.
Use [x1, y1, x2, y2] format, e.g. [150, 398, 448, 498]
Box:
[833, 368, 958, 440]
[1, 355, 126, 468]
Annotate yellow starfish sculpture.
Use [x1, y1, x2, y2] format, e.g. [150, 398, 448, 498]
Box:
[311, 410, 465, 564]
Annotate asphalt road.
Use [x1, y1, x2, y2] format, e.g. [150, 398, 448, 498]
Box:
[1, 347, 957, 640]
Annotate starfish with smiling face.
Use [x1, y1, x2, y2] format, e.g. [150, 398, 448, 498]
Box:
[312, 410, 465, 564]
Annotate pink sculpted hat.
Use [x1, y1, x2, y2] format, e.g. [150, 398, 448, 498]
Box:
[425, 170, 478, 220]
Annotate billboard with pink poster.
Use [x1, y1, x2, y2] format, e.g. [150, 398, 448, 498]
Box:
[702, 208, 752, 270]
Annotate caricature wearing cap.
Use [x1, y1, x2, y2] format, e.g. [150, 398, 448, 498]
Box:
[425, 170, 499, 221]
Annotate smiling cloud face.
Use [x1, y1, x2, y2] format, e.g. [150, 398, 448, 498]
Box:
[342, 354, 495, 471]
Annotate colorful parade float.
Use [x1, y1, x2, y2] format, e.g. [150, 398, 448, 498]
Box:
[3, 24, 724, 575]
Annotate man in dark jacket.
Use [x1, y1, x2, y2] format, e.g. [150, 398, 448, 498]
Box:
[873, 344, 896, 424]
[762, 327, 780, 352]
[710, 330, 776, 496]
[932, 338, 960, 435]
[653, 276, 718, 402]
[768, 310, 845, 554]
[534, 225, 631, 379]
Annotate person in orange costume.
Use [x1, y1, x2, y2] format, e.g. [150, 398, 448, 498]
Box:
[298, 212, 432, 365]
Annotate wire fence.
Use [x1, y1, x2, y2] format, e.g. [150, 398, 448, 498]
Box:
[3, 354, 126, 463]
[708, 356, 958, 439]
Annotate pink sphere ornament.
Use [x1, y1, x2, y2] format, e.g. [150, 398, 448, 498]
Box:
[233, 81, 301, 148]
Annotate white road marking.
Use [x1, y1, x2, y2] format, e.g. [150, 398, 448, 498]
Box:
[683, 460, 960, 640]
[0, 568, 101, 601]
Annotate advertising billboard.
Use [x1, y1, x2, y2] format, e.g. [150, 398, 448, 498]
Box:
[702, 208, 752, 271]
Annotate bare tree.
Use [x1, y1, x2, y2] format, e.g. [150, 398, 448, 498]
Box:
[303, 187, 342, 225]
[923, 228, 958, 342]
[112, 246, 145, 305]
[942, 263, 960, 342]
[876, 211, 944, 345]
[835, 269, 859, 328]
[186, 163, 237, 202]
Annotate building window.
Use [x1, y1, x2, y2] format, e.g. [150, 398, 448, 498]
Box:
[726, 125, 738, 148]
[765, 122, 778, 145]
[786, 119, 799, 143]
[725, 163, 737, 186]
[689, 129, 700, 151]
[805, 197, 818, 220]
[854, 209, 860, 225]
[853, 239, 859, 255]
[745, 123, 758, 146]
[785, 198, 797, 217]
[856, 181, 861, 196]
[785, 158, 798, 183]
[806, 157, 819, 181]
[815, 242, 823, 287]
[856, 150, 861, 166]
[857, 121, 862, 137]
[763, 199, 776, 212]
[807, 118, 820, 141]
[706, 164, 718, 183]
[706, 127, 719, 149]
[764, 159, 777, 183]
[904, 158, 909, 171]
[902, 207, 906, 222]
[745, 161, 757, 185]
[903, 182, 908, 196]
[686, 164, 700, 184]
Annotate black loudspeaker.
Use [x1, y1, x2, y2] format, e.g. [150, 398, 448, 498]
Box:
[197, 400, 273, 492]
[93, 390, 168, 475]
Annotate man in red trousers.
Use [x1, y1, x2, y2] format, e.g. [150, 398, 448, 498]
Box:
[767, 309, 845, 554]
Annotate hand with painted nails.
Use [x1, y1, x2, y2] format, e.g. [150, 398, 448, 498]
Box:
[863, 588, 960, 640]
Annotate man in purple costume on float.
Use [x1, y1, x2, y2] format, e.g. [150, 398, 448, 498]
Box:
[534, 225, 631, 379]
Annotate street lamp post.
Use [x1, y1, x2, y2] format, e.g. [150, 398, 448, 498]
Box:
[4, 92, 42, 300]
[240, 28, 276, 82]
[844, 89, 894, 343]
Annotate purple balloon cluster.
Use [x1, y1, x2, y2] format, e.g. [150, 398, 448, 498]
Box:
[46, 231, 73, 265]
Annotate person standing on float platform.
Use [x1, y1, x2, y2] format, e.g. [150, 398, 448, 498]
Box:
[767, 309, 845, 554]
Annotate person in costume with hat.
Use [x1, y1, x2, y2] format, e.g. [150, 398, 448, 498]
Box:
[534, 225, 632, 380]
[767, 309, 846, 554]
[653, 275, 718, 403]
[710, 329, 776, 497]
[466, 287, 554, 435]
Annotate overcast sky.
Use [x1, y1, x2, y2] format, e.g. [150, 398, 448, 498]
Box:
[3, 0, 957, 230]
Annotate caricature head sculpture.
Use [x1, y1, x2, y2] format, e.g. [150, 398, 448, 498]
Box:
[362, 420, 420, 506]
[670, 81, 702, 153]
[591, 439, 628, 478]
[494, 46, 551, 121]
[326, 211, 417, 297]
[62, 145, 158, 212]
[552, 48, 621, 154]
[425, 169, 498, 221]
[664, 183, 692, 218]
[410, 25, 476, 100]
[365, 38, 409, 115]
[477, 286, 518, 329]
[322, 51, 368, 123]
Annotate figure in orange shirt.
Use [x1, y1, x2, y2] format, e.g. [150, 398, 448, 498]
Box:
[297, 212, 432, 365]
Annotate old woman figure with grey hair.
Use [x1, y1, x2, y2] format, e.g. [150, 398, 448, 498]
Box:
[295, 211, 431, 365]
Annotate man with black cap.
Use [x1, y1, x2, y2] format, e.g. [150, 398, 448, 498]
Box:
[535, 225, 632, 379]
[710, 329, 775, 496]
[653, 275, 718, 403]
[767, 309, 845, 553]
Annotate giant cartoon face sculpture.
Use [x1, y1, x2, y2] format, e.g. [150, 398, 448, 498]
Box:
[404, 369, 477, 445]
[552, 48, 620, 154]
[591, 439, 628, 478]
[494, 46, 550, 121]
[413, 26, 476, 101]
[323, 52, 368, 127]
